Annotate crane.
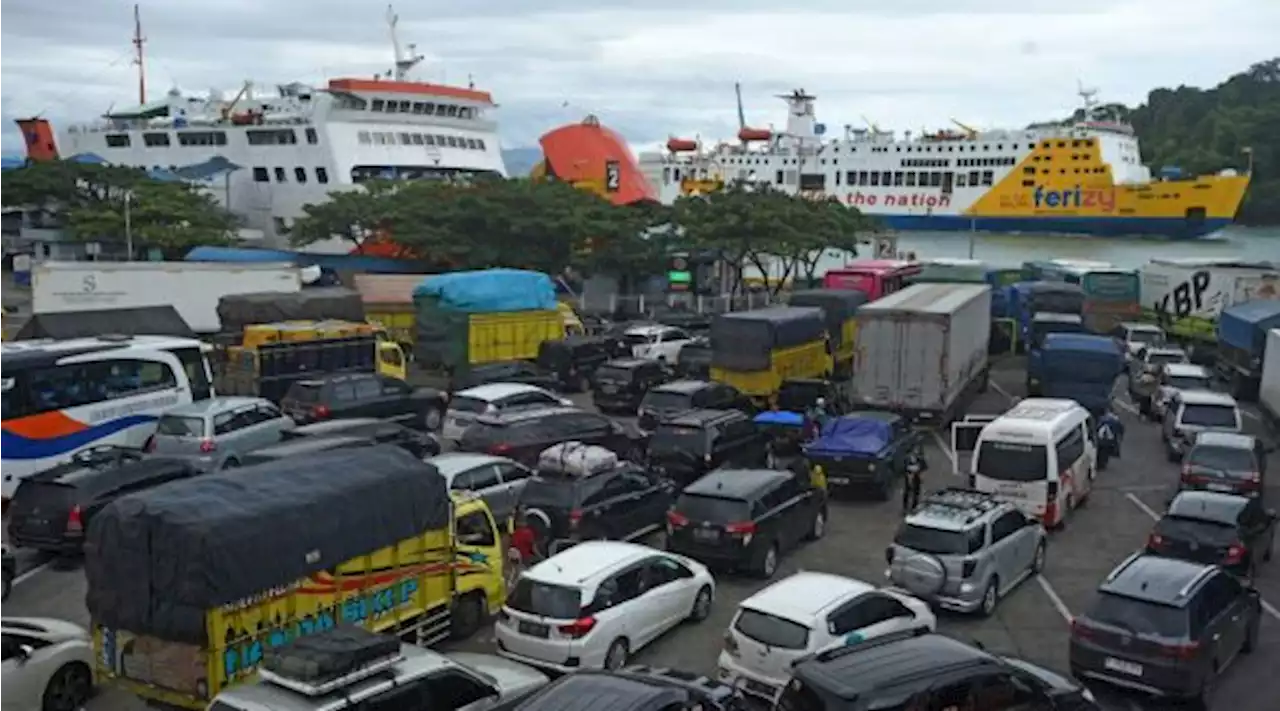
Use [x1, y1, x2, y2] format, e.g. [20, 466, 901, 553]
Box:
[950, 118, 978, 139]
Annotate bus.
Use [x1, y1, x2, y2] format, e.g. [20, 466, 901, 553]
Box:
[1, 335, 214, 500]
[823, 259, 921, 301]
[1030, 260, 1141, 332]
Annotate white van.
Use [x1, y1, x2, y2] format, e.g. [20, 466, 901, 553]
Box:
[971, 398, 1096, 529]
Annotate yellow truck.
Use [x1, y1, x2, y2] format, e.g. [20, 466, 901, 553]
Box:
[787, 289, 869, 377]
[86, 445, 506, 710]
[709, 306, 833, 406]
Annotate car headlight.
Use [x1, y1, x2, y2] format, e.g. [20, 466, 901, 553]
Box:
[1081, 687, 1096, 703]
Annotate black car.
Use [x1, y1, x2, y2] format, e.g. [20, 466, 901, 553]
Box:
[279, 372, 448, 431]
[648, 409, 767, 486]
[1070, 553, 1261, 705]
[239, 435, 376, 466]
[776, 378, 851, 414]
[674, 338, 712, 379]
[498, 666, 748, 711]
[592, 358, 673, 413]
[517, 459, 674, 544]
[537, 336, 615, 392]
[1179, 431, 1270, 497]
[781, 629, 1099, 711]
[457, 406, 645, 467]
[454, 361, 561, 392]
[1147, 490, 1276, 577]
[666, 467, 826, 578]
[7, 448, 198, 555]
[284, 417, 441, 459]
[638, 380, 751, 431]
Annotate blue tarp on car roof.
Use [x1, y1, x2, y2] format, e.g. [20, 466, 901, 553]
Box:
[805, 415, 893, 457]
[753, 411, 805, 427]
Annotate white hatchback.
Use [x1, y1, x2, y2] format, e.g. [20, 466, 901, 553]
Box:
[495, 541, 715, 672]
[1, 617, 95, 711]
[717, 571, 935, 702]
[443, 383, 571, 442]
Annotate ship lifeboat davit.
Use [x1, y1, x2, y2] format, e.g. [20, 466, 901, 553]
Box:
[737, 127, 771, 142]
[666, 138, 698, 153]
[536, 115, 659, 206]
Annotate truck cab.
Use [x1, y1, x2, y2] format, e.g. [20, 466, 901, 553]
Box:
[1027, 333, 1126, 412]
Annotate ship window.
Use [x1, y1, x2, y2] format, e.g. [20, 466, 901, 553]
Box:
[274, 167, 287, 183]
[358, 131, 372, 144]
[476, 139, 486, 150]
[464, 139, 476, 149]
[410, 133, 425, 145]
[422, 134, 436, 146]
[446, 136, 459, 148]
[775, 170, 784, 185]
[294, 167, 308, 183]
[1022, 179, 1035, 187]
[178, 131, 227, 146]
[880, 171, 890, 185]
[105, 134, 131, 148]
[845, 171, 856, 185]
[399, 132, 412, 145]
[969, 170, 979, 185]
[252, 167, 269, 182]
[1084, 139, 1095, 147]
[372, 99, 385, 111]
[835, 171, 842, 186]
[1023, 166, 1035, 175]
[316, 167, 329, 184]
[247, 129, 298, 146]
[905, 172, 917, 187]
[870, 171, 881, 186]
[305, 128, 318, 145]
[374, 133, 389, 146]
[443, 105, 455, 117]
[412, 102, 426, 114]
[435, 104, 448, 116]
[982, 170, 994, 186]
[893, 171, 904, 186]
[956, 174, 967, 187]
[273, 217, 289, 234]
[143, 132, 170, 147]
[930, 172, 942, 187]
[1071, 140, 1081, 148]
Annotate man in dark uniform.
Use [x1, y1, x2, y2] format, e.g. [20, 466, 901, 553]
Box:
[902, 448, 927, 514]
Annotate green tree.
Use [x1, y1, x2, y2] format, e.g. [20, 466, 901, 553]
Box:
[290, 180, 404, 253]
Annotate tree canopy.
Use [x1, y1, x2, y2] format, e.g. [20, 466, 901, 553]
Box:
[0, 160, 238, 254]
[1071, 58, 1280, 225]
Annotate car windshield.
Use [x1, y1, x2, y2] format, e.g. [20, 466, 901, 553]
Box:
[506, 579, 582, 620]
[623, 333, 653, 347]
[650, 425, 708, 454]
[449, 396, 492, 414]
[594, 366, 634, 383]
[1180, 404, 1238, 428]
[734, 608, 810, 650]
[976, 441, 1049, 481]
[1087, 592, 1187, 637]
[1188, 445, 1255, 472]
[1168, 375, 1211, 391]
[641, 391, 695, 411]
[675, 494, 750, 523]
[1148, 352, 1186, 368]
[155, 415, 206, 437]
[894, 523, 974, 555]
[286, 383, 322, 403]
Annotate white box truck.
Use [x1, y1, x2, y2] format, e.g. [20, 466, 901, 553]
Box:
[853, 283, 992, 424]
[32, 261, 302, 333]
[1260, 328, 1280, 428]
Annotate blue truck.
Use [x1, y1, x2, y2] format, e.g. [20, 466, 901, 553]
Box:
[1216, 299, 1280, 400]
[1027, 333, 1126, 412]
[1007, 282, 1086, 352]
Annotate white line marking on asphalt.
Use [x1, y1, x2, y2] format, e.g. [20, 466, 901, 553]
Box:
[1114, 399, 1139, 416]
[1243, 409, 1260, 421]
[1126, 491, 1280, 623]
[1036, 574, 1072, 623]
[12, 561, 52, 587]
[930, 430, 957, 473]
[989, 380, 1015, 403]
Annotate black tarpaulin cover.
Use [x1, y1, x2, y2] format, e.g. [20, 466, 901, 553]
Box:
[710, 306, 826, 371]
[787, 289, 869, 348]
[14, 306, 195, 340]
[216, 288, 365, 333]
[84, 445, 449, 644]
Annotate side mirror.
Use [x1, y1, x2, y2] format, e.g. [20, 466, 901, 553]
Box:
[16, 644, 34, 662]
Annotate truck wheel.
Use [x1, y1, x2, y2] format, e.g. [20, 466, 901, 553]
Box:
[450, 592, 485, 640]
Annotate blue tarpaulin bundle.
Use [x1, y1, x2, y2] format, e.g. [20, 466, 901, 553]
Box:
[413, 269, 557, 312]
[753, 411, 805, 427]
[806, 416, 893, 457]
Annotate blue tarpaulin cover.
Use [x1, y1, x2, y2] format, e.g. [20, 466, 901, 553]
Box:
[806, 416, 893, 457]
[1218, 299, 1280, 354]
[753, 411, 805, 427]
[413, 269, 557, 312]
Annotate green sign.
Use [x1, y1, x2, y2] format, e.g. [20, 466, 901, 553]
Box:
[667, 270, 692, 283]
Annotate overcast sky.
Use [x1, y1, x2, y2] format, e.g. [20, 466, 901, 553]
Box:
[2, 0, 1276, 156]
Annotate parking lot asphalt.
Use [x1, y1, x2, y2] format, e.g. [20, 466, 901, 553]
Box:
[6, 360, 1279, 711]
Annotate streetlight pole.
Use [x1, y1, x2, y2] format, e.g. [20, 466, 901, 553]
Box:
[124, 190, 134, 260]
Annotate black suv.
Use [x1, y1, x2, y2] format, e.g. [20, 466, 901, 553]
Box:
[1179, 431, 1269, 498]
[8, 448, 198, 555]
[592, 358, 673, 413]
[517, 461, 674, 544]
[780, 630, 1098, 711]
[648, 409, 767, 486]
[284, 417, 441, 459]
[280, 373, 448, 431]
[454, 361, 560, 392]
[457, 407, 645, 467]
[537, 335, 615, 392]
[675, 337, 712, 379]
[1147, 490, 1277, 578]
[666, 467, 826, 579]
[638, 380, 751, 431]
[1069, 552, 1261, 705]
[498, 665, 748, 711]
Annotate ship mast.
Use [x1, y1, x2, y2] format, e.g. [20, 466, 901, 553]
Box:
[132, 4, 147, 105]
[386, 5, 424, 81]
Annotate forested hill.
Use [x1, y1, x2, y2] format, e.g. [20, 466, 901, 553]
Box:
[1072, 58, 1280, 225]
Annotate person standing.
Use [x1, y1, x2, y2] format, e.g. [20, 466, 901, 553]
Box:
[902, 449, 926, 514]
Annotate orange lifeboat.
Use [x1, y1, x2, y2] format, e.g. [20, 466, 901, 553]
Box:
[666, 138, 698, 152]
[737, 127, 771, 142]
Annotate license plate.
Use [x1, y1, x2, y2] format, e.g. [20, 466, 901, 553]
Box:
[601, 384, 618, 394]
[694, 528, 719, 542]
[1207, 483, 1234, 493]
[518, 620, 550, 638]
[829, 477, 851, 485]
[1104, 657, 1143, 676]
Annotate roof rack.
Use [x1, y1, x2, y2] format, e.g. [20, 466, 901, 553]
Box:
[259, 627, 402, 697]
[537, 441, 619, 478]
[915, 488, 1003, 523]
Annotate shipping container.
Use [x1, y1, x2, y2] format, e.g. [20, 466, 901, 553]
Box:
[1139, 259, 1279, 343]
[1260, 329, 1280, 427]
[853, 283, 992, 423]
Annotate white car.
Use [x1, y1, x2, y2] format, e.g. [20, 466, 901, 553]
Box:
[495, 540, 715, 671]
[443, 383, 572, 442]
[1, 618, 95, 711]
[624, 325, 695, 363]
[717, 571, 935, 702]
[1111, 322, 1166, 362]
[1152, 362, 1215, 420]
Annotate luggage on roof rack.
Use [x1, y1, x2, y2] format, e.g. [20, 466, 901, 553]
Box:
[260, 626, 402, 696]
[538, 441, 619, 477]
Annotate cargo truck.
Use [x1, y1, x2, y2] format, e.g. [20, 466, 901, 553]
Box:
[852, 283, 991, 424]
[1140, 258, 1279, 344]
[786, 289, 868, 377]
[85, 445, 505, 710]
[1026, 334, 1125, 412]
[1216, 299, 1280, 401]
[1260, 329, 1280, 429]
[709, 306, 832, 407]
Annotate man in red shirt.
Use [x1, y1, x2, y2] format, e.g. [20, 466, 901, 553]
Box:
[509, 509, 539, 563]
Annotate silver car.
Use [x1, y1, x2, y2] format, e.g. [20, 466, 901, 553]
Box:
[427, 452, 533, 523]
[1151, 362, 1214, 420]
[150, 397, 294, 470]
[1162, 390, 1244, 461]
[887, 488, 1047, 617]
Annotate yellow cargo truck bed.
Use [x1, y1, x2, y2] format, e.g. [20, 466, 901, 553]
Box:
[711, 340, 832, 401]
[468, 310, 564, 364]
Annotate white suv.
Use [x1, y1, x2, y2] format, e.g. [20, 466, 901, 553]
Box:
[624, 325, 695, 363]
[717, 571, 934, 702]
[443, 383, 571, 442]
[1163, 390, 1244, 461]
[495, 541, 715, 671]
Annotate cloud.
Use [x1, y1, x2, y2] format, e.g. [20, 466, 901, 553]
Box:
[2, 0, 1276, 156]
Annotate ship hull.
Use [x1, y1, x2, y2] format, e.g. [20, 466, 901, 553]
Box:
[877, 214, 1232, 240]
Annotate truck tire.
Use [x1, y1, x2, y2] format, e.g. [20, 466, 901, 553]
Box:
[450, 592, 485, 640]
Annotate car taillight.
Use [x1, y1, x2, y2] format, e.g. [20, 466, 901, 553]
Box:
[199, 439, 217, 453]
[1069, 617, 1096, 641]
[67, 505, 84, 535]
[723, 630, 740, 657]
[725, 521, 756, 535]
[311, 404, 331, 419]
[1224, 543, 1246, 564]
[558, 616, 596, 639]
[961, 559, 977, 578]
[489, 443, 513, 455]
[1147, 532, 1164, 549]
[667, 510, 689, 528]
[1157, 641, 1200, 660]
[568, 509, 583, 529]
[143, 436, 156, 453]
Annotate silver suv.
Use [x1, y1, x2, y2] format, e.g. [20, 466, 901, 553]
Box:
[886, 488, 1047, 617]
